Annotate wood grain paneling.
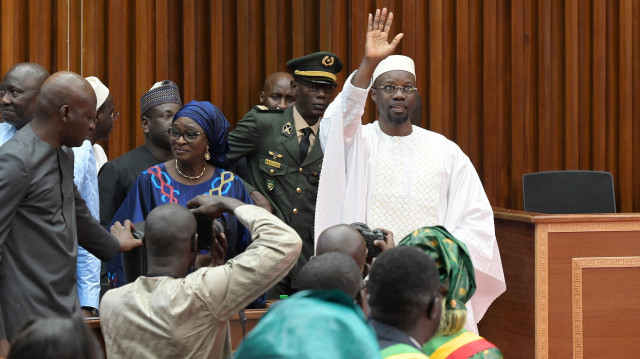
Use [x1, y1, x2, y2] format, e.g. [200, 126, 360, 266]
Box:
[1, 0, 640, 211]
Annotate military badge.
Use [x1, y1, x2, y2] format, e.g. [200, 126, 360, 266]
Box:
[281, 122, 293, 135]
[322, 56, 335, 67]
[268, 151, 284, 160]
[266, 179, 275, 191]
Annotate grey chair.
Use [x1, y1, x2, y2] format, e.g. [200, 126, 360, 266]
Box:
[522, 170, 616, 214]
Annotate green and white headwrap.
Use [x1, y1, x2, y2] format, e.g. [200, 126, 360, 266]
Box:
[399, 226, 476, 335]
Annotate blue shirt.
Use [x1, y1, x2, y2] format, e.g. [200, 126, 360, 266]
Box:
[0, 123, 17, 147]
[72, 140, 101, 310]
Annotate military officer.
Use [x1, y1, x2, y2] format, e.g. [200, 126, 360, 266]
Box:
[228, 52, 343, 298]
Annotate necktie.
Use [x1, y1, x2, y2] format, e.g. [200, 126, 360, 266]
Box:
[299, 127, 313, 163]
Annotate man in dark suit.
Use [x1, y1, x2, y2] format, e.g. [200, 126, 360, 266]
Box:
[0, 71, 141, 356]
[228, 52, 343, 298]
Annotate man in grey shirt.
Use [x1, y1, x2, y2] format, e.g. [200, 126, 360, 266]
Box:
[0, 71, 141, 356]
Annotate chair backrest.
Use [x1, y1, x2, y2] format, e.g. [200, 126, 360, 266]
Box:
[522, 170, 616, 214]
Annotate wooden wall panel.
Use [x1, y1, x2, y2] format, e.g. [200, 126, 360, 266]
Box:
[1, 0, 640, 212]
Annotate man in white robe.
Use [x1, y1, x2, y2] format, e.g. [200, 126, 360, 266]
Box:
[315, 8, 505, 332]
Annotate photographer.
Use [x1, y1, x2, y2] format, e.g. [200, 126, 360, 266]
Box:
[99, 196, 302, 359]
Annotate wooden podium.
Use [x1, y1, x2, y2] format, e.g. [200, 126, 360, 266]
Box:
[479, 208, 640, 358]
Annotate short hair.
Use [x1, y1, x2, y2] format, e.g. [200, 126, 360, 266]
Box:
[8, 315, 103, 359]
[297, 252, 363, 298]
[145, 204, 197, 257]
[368, 246, 440, 322]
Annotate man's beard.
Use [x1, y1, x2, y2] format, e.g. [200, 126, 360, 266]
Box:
[384, 110, 409, 125]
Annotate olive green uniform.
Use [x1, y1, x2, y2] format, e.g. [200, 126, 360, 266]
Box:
[228, 105, 322, 296]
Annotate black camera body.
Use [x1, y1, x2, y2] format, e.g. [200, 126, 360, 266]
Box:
[195, 215, 226, 251]
[350, 222, 386, 259]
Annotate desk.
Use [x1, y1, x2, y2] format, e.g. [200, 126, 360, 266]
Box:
[479, 208, 640, 358]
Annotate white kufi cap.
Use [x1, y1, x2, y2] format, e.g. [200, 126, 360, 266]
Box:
[372, 55, 416, 84]
[85, 76, 110, 110]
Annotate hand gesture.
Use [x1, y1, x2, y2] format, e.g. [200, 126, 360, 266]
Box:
[111, 219, 143, 253]
[210, 231, 228, 267]
[373, 227, 396, 252]
[365, 8, 404, 63]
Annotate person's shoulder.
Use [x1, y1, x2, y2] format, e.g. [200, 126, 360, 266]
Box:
[413, 126, 461, 148]
[252, 104, 285, 114]
[244, 105, 289, 122]
[0, 126, 39, 159]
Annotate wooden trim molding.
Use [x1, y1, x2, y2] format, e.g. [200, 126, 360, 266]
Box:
[547, 222, 640, 232]
[571, 256, 640, 358]
[535, 223, 549, 359]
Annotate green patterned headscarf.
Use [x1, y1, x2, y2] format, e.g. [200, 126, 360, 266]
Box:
[399, 226, 476, 335]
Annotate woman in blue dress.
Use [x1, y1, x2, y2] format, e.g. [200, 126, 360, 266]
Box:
[111, 101, 260, 304]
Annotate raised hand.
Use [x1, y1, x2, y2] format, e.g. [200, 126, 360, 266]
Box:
[351, 8, 404, 88]
[365, 8, 404, 63]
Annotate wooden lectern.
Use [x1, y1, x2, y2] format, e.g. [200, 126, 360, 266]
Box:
[479, 208, 640, 358]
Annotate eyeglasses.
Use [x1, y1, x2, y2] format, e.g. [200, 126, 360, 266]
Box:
[297, 80, 337, 93]
[167, 127, 202, 143]
[373, 84, 418, 94]
[112, 111, 120, 121]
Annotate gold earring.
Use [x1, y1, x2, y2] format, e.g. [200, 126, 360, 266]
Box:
[205, 147, 210, 161]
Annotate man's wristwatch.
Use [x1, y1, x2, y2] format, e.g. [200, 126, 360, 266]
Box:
[81, 306, 99, 317]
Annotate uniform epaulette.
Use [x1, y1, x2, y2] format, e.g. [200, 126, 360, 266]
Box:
[253, 105, 284, 113]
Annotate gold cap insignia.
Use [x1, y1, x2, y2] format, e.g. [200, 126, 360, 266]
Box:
[322, 56, 335, 67]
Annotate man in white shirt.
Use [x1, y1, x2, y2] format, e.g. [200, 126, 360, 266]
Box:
[315, 8, 505, 332]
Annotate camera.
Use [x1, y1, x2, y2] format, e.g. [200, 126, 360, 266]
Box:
[350, 222, 386, 259]
[195, 215, 226, 251]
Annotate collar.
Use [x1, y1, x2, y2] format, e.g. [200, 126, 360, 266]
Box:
[369, 319, 423, 351]
[293, 106, 320, 135]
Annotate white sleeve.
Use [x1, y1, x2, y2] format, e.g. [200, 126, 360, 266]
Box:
[315, 71, 371, 243]
[318, 71, 371, 152]
[442, 144, 506, 323]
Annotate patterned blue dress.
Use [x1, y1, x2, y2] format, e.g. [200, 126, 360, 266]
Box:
[112, 163, 254, 257]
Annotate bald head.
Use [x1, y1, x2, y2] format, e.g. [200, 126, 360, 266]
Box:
[145, 204, 197, 257]
[260, 72, 295, 109]
[0, 62, 49, 128]
[317, 224, 367, 271]
[33, 71, 96, 148]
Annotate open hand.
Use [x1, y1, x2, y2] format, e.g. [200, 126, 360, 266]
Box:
[365, 8, 404, 63]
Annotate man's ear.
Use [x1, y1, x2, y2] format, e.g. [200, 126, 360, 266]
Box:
[59, 105, 70, 123]
[426, 294, 441, 320]
[371, 89, 378, 104]
[290, 81, 297, 95]
[259, 91, 265, 104]
[141, 116, 150, 134]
